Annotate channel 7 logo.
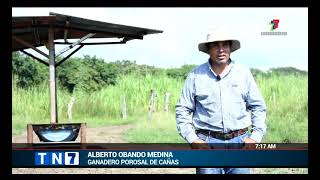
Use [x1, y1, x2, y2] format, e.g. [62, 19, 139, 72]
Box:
[270, 19, 280, 30]
[35, 152, 79, 165]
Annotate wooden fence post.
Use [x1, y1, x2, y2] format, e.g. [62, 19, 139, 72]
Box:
[122, 95, 127, 120]
[148, 89, 156, 120]
[67, 96, 76, 122]
[80, 123, 87, 143]
[27, 124, 33, 144]
[165, 92, 170, 112]
[272, 91, 276, 105]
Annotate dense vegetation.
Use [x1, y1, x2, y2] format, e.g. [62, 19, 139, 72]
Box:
[12, 52, 308, 143]
[12, 52, 196, 92]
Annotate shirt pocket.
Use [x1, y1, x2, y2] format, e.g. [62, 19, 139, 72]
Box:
[195, 83, 220, 116]
[195, 89, 219, 107]
[196, 94, 214, 107]
[195, 93, 220, 118]
[228, 85, 247, 120]
[230, 101, 247, 120]
[195, 83, 219, 103]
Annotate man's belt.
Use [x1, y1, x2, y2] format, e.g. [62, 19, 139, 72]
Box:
[196, 128, 249, 140]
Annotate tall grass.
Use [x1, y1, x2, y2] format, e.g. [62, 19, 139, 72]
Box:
[12, 73, 307, 143]
[73, 73, 184, 119]
[257, 74, 308, 143]
[12, 74, 184, 135]
[12, 82, 50, 135]
[125, 74, 308, 143]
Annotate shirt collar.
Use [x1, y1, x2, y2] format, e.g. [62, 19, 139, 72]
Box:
[207, 59, 234, 79]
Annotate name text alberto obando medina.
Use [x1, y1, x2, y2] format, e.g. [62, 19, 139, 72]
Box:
[87, 151, 179, 166]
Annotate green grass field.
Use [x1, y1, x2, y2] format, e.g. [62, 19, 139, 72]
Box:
[12, 73, 308, 143]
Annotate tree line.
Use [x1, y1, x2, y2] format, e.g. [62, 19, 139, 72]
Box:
[12, 52, 307, 92]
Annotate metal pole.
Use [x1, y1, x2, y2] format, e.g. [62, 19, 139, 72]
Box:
[48, 25, 58, 124]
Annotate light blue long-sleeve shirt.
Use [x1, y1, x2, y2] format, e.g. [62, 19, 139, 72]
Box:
[176, 59, 267, 144]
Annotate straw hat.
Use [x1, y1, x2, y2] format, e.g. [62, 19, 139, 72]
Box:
[198, 27, 241, 54]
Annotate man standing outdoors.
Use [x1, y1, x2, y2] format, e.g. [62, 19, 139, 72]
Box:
[175, 28, 267, 174]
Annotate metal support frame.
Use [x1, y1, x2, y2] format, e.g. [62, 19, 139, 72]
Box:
[13, 32, 110, 125]
[54, 37, 132, 46]
[13, 36, 49, 59]
[55, 45, 84, 67]
[54, 41, 127, 45]
[64, 20, 70, 43]
[56, 33, 96, 58]
[20, 50, 49, 66]
[13, 14, 162, 145]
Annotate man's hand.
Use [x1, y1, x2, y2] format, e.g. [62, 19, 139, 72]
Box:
[243, 137, 257, 143]
[243, 137, 257, 149]
[191, 139, 211, 149]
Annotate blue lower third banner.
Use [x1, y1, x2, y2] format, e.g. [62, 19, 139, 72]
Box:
[12, 148, 307, 167]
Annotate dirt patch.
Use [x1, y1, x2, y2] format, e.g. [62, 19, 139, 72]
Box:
[12, 124, 195, 174]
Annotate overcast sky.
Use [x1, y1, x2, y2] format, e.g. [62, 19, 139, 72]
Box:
[12, 8, 308, 71]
